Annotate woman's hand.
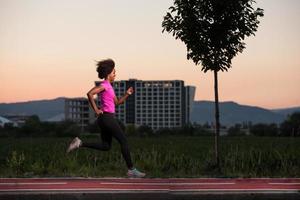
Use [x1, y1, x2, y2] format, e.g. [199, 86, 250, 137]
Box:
[126, 87, 134, 95]
[96, 109, 103, 116]
[115, 87, 134, 106]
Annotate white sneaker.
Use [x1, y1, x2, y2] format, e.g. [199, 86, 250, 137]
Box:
[127, 168, 146, 178]
[66, 137, 82, 153]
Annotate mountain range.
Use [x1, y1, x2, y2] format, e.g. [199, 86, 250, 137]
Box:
[0, 98, 65, 121]
[191, 101, 299, 126]
[0, 97, 299, 125]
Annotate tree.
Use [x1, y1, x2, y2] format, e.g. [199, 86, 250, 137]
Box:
[280, 112, 300, 137]
[227, 124, 246, 136]
[21, 115, 42, 136]
[250, 123, 278, 136]
[162, 0, 263, 166]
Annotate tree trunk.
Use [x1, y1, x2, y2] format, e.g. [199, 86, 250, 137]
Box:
[214, 70, 220, 167]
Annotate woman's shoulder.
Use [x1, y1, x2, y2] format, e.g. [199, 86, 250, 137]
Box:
[101, 80, 114, 90]
[100, 81, 108, 89]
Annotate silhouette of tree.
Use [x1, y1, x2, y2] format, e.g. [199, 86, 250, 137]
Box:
[162, 0, 263, 166]
[21, 115, 42, 136]
[280, 112, 300, 137]
[250, 123, 278, 136]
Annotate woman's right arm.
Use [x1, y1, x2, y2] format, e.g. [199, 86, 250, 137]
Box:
[87, 85, 105, 116]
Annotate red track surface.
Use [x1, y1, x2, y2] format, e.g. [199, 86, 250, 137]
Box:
[0, 178, 300, 193]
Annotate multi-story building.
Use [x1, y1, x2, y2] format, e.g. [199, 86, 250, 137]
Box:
[65, 79, 195, 131]
[185, 86, 196, 124]
[96, 79, 195, 130]
[64, 97, 95, 131]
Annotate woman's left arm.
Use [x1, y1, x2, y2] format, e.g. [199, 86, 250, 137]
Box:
[114, 87, 134, 105]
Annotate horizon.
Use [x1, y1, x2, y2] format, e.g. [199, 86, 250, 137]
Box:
[1, 96, 299, 111]
[1, 0, 299, 109]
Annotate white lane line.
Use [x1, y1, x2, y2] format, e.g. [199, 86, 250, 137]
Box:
[0, 188, 299, 192]
[99, 182, 235, 185]
[268, 183, 300, 185]
[0, 188, 169, 192]
[0, 182, 235, 186]
[0, 182, 67, 185]
[173, 188, 300, 192]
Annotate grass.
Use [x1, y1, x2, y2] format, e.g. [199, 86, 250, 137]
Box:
[0, 135, 299, 178]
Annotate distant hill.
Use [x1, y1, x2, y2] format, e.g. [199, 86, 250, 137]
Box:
[191, 101, 286, 126]
[0, 97, 65, 121]
[0, 98, 297, 125]
[271, 107, 300, 117]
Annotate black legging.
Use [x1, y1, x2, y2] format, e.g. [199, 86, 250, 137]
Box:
[81, 113, 133, 169]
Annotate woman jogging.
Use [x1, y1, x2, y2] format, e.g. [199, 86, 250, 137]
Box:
[67, 58, 145, 178]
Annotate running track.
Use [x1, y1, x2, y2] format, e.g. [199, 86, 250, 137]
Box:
[1, 178, 300, 199]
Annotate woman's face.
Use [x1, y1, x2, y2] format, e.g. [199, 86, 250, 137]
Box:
[107, 68, 116, 82]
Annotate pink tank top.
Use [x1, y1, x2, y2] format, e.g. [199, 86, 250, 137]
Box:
[100, 80, 116, 113]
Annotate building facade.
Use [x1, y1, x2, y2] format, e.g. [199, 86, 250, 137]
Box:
[96, 79, 195, 130]
[65, 79, 195, 131]
[64, 97, 95, 131]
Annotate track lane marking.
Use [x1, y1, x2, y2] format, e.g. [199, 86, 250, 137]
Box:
[268, 183, 300, 185]
[0, 182, 67, 185]
[99, 182, 236, 185]
[0, 188, 299, 192]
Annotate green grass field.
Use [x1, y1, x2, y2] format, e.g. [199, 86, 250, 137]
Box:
[0, 136, 299, 178]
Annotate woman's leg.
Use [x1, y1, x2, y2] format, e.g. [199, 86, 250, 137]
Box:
[102, 115, 133, 169]
[81, 116, 112, 151]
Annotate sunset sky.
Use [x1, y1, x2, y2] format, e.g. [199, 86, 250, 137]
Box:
[0, 0, 299, 109]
